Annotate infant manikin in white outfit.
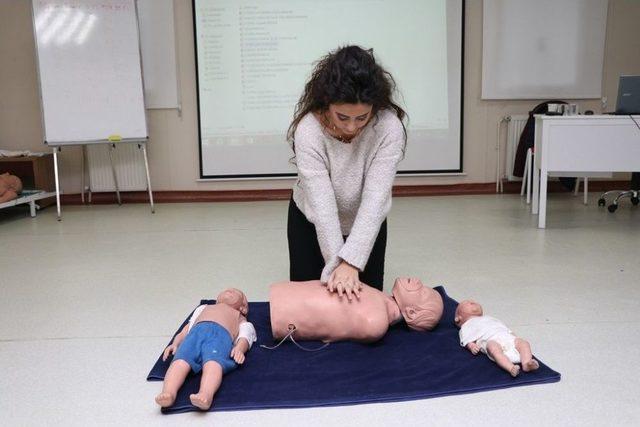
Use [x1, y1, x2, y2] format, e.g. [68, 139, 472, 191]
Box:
[454, 300, 539, 377]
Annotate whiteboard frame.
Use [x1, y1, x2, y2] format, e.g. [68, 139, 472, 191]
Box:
[31, 0, 150, 147]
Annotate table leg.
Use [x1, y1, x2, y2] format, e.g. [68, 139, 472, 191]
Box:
[81, 145, 85, 204]
[584, 177, 588, 205]
[532, 158, 540, 214]
[538, 169, 548, 228]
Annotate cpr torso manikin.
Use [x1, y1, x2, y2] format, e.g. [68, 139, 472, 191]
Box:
[269, 278, 443, 343]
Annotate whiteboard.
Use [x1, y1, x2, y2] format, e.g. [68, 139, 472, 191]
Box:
[137, 0, 179, 109]
[32, 0, 147, 145]
[482, 0, 608, 100]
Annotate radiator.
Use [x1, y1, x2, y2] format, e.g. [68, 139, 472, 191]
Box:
[504, 115, 528, 181]
[86, 144, 147, 192]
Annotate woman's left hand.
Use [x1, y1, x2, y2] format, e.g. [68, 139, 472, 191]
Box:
[328, 261, 362, 301]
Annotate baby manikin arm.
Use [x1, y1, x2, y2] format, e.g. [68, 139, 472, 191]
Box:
[466, 342, 480, 355]
[187, 305, 206, 332]
[236, 321, 257, 349]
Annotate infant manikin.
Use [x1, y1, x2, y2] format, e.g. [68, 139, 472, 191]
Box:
[455, 300, 539, 377]
[155, 288, 257, 410]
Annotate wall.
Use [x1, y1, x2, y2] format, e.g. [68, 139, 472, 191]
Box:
[1, 0, 639, 193]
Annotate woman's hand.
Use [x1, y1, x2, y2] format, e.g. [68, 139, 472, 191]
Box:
[327, 261, 362, 301]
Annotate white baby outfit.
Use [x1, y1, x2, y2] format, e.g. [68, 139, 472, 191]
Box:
[459, 316, 520, 363]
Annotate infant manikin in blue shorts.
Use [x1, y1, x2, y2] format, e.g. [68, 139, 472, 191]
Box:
[174, 321, 237, 374]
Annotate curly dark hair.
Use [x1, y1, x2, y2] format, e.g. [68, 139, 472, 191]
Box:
[287, 45, 407, 152]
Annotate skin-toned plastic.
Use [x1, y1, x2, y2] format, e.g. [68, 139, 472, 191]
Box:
[391, 277, 444, 331]
[454, 300, 540, 377]
[269, 277, 443, 343]
[0, 173, 23, 203]
[155, 288, 252, 411]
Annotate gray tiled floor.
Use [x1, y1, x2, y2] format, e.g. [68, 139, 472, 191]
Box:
[1, 194, 639, 426]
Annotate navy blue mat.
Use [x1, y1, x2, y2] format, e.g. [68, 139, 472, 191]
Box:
[147, 287, 560, 414]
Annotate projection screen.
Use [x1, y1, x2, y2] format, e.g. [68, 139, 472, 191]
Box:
[194, 0, 464, 178]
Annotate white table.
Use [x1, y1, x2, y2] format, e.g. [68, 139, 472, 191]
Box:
[532, 114, 640, 228]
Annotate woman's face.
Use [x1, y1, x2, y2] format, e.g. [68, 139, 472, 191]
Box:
[327, 103, 373, 136]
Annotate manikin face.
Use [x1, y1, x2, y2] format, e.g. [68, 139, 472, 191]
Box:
[391, 277, 443, 331]
[327, 103, 373, 137]
[217, 288, 248, 315]
[454, 300, 483, 327]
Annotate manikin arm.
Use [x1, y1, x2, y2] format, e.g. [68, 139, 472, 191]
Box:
[162, 324, 189, 361]
[230, 320, 256, 364]
[230, 338, 250, 364]
[466, 341, 480, 355]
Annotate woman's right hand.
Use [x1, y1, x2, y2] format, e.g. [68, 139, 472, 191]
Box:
[327, 261, 362, 301]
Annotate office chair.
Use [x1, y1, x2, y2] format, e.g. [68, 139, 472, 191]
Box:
[598, 172, 640, 212]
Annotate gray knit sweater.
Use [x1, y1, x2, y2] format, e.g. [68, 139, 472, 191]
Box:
[291, 109, 405, 283]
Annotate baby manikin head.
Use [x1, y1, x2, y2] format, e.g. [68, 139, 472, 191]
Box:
[454, 300, 483, 327]
[217, 288, 249, 315]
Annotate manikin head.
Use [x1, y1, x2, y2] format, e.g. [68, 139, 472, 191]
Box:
[216, 288, 248, 316]
[0, 173, 23, 193]
[391, 277, 444, 331]
[454, 300, 483, 327]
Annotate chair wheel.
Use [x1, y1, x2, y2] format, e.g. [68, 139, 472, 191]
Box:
[631, 197, 639, 206]
[608, 204, 618, 213]
[598, 198, 606, 207]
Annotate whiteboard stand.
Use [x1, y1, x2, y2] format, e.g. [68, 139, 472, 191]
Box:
[50, 140, 155, 220]
[52, 147, 62, 220]
[32, 0, 152, 219]
[141, 143, 155, 214]
[108, 144, 122, 206]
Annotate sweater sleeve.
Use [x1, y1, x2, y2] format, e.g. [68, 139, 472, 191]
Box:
[294, 128, 345, 282]
[337, 124, 404, 271]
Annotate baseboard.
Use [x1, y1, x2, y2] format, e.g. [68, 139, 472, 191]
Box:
[499, 179, 631, 194]
[58, 180, 633, 205]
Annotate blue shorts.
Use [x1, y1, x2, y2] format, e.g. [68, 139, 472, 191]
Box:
[173, 321, 237, 374]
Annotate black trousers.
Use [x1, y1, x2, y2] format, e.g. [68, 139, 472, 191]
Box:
[287, 198, 387, 290]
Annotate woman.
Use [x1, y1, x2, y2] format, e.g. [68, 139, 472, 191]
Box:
[286, 45, 408, 301]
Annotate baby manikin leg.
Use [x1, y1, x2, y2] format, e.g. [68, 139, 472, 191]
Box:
[515, 338, 539, 372]
[487, 340, 520, 377]
[156, 359, 191, 407]
[190, 361, 223, 410]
